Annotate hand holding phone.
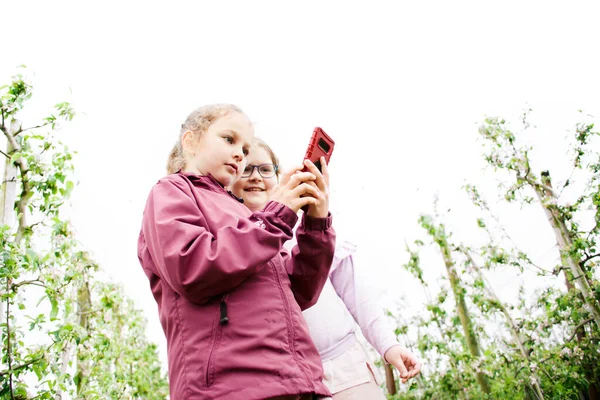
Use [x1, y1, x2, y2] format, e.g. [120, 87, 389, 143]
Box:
[299, 127, 334, 215]
[302, 156, 330, 218]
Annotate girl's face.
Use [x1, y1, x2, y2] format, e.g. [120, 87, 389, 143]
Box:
[183, 112, 253, 188]
[232, 146, 278, 212]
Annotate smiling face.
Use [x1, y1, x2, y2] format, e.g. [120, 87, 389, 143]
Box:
[232, 144, 279, 212]
[182, 111, 254, 188]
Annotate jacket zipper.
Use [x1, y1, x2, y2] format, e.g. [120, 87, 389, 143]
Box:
[270, 262, 315, 391]
[219, 296, 229, 325]
[205, 293, 228, 387]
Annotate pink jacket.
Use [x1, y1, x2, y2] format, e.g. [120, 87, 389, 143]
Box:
[137, 173, 336, 399]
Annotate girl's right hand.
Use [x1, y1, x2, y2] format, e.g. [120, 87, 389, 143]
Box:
[270, 166, 321, 213]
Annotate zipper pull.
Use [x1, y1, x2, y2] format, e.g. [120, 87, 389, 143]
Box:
[220, 297, 229, 325]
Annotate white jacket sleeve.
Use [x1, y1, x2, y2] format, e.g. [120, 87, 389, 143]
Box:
[329, 241, 400, 359]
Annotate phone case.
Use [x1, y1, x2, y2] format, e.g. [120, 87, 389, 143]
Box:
[303, 127, 335, 171]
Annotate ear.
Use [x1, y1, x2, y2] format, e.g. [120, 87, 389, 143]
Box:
[181, 130, 196, 154]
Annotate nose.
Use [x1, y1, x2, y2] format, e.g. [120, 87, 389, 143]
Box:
[233, 146, 244, 161]
[248, 167, 262, 180]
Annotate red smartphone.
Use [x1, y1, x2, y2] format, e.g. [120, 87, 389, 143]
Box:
[303, 127, 335, 172]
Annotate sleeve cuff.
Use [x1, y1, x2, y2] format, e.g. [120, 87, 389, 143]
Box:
[263, 201, 299, 230]
[302, 212, 333, 231]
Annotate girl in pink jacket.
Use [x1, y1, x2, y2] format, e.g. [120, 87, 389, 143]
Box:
[137, 104, 336, 400]
[232, 138, 422, 399]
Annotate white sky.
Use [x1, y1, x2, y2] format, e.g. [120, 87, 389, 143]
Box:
[2, 0, 600, 367]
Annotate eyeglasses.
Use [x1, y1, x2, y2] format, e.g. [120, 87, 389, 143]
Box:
[241, 164, 278, 178]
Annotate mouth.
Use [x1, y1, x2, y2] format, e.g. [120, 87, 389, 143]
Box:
[244, 187, 265, 192]
[226, 163, 238, 173]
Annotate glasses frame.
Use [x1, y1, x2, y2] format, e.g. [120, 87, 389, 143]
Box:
[241, 163, 279, 178]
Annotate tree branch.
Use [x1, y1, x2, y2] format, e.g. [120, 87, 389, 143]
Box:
[586, 222, 599, 241]
[11, 279, 46, 290]
[14, 122, 51, 137]
[557, 167, 577, 199]
[0, 355, 45, 378]
[0, 148, 9, 159]
[0, 339, 58, 378]
[580, 253, 599, 266]
[535, 317, 597, 379]
[525, 176, 556, 197]
[566, 318, 594, 342]
[76, 308, 103, 316]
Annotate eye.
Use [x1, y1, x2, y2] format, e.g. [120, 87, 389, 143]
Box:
[224, 135, 234, 144]
[243, 165, 252, 174]
[259, 165, 274, 174]
[243, 147, 249, 156]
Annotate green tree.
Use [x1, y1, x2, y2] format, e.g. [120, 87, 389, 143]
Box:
[1, 68, 168, 399]
[387, 109, 599, 400]
[419, 214, 492, 396]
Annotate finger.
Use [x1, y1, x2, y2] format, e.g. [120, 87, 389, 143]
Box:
[394, 358, 409, 379]
[303, 159, 326, 191]
[278, 168, 295, 187]
[298, 195, 318, 209]
[410, 361, 423, 377]
[279, 165, 306, 186]
[287, 171, 316, 188]
[305, 181, 319, 190]
[319, 156, 330, 188]
[293, 182, 320, 199]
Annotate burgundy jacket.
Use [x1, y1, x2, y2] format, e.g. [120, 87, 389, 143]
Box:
[137, 173, 336, 399]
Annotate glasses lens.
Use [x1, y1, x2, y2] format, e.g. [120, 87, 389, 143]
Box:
[259, 164, 275, 177]
[242, 165, 253, 177]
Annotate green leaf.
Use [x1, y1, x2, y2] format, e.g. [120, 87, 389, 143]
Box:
[50, 297, 59, 320]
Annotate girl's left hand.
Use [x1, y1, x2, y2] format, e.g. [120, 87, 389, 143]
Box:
[302, 157, 330, 218]
[384, 345, 422, 383]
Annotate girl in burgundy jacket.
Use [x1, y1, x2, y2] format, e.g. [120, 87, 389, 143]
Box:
[137, 104, 336, 400]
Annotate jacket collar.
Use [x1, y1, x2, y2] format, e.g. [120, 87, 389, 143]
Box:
[177, 172, 244, 203]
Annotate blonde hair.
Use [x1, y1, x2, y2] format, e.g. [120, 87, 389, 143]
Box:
[167, 104, 244, 174]
[252, 137, 281, 177]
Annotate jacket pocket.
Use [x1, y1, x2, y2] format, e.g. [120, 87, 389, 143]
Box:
[205, 294, 228, 387]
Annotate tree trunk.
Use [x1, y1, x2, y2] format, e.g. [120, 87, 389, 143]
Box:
[534, 173, 600, 399]
[76, 281, 92, 396]
[534, 172, 600, 330]
[439, 241, 492, 395]
[384, 362, 397, 396]
[462, 249, 544, 399]
[1, 129, 18, 394]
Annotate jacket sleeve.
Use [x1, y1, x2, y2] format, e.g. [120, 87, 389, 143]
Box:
[329, 241, 400, 358]
[141, 178, 298, 304]
[282, 212, 336, 310]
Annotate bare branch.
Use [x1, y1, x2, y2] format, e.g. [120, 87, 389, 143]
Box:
[0, 148, 9, 159]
